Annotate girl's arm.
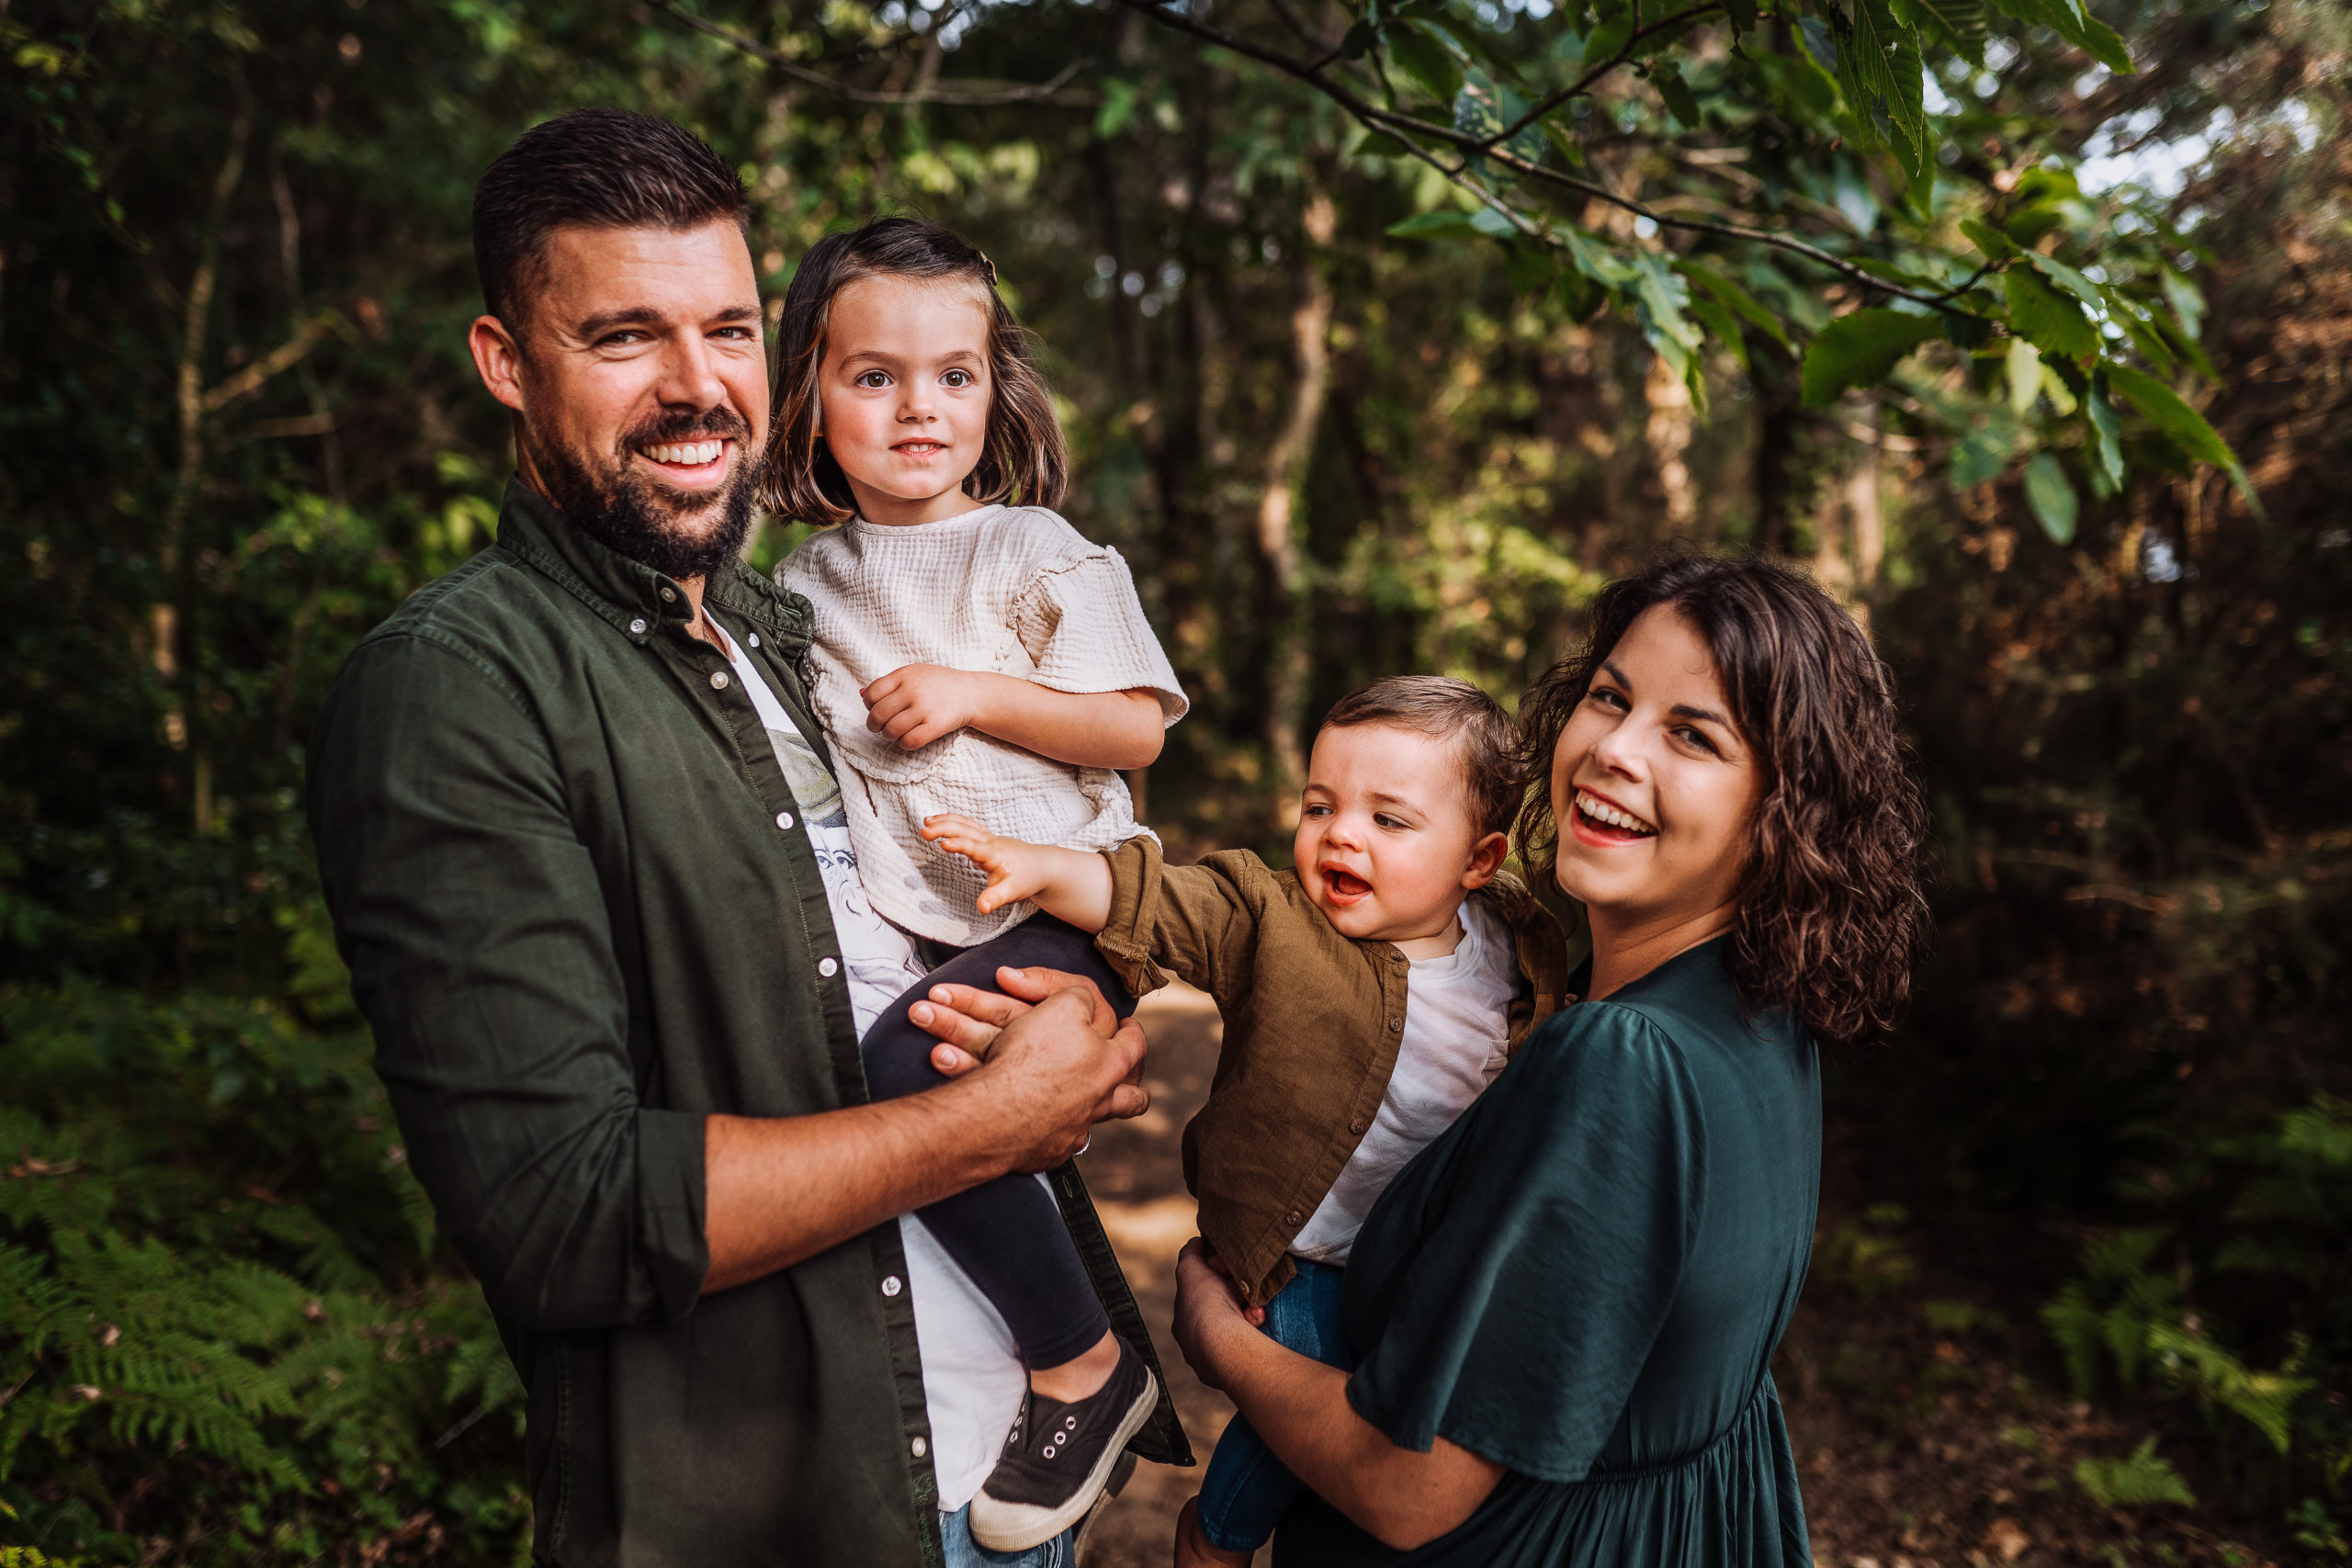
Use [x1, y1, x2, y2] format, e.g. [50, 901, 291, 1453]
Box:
[922, 815, 1116, 932]
[862, 666, 1165, 770]
[1170, 1241, 1505, 1551]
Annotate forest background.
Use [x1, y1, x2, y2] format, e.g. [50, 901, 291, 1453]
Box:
[1, 0, 2346, 1562]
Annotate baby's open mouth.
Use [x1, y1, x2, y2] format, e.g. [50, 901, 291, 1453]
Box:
[1322, 867, 1372, 901]
[1573, 789, 1657, 840]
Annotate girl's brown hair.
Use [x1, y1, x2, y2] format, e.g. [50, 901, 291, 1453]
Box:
[759, 217, 1069, 524]
[1515, 551, 1929, 1046]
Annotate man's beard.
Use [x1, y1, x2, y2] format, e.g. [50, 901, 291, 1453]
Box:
[532, 405, 758, 581]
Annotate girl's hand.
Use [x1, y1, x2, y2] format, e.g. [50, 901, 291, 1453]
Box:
[1170, 1237, 1266, 1392]
[862, 664, 993, 750]
[921, 813, 1053, 914]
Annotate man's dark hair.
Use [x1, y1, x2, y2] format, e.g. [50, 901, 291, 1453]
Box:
[471, 107, 749, 331]
[1320, 676, 1525, 840]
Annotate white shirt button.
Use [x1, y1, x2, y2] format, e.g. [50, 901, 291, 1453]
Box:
[747, 632, 761, 648]
[709, 671, 729, 690]
[910, 1436, 928, 1459]
[881, 1275, 902, 1297]
[660, 586, 677, 603]
[775, 812, 795, 831]
[818, 957, 839, 977]
[628, 617, 648, 635]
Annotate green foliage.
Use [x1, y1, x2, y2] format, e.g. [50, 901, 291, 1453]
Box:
[1801, 308, 1946, 406]
[2076, 1435, 2200, 1509]
[1815, 1203, 1922, 1300]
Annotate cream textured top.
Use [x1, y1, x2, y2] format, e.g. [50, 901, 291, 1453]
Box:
[777, 504, 1187, 945]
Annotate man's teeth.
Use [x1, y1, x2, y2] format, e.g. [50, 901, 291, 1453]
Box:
[642, 440, 724, 466]
[1577, 791, 1657, 835]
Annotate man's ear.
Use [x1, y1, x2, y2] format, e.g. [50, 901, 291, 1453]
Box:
[468, 314, 529, 415]
[1460, 829, 1510, 891]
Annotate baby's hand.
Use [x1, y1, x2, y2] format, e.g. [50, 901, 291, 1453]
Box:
[862, 664, 990, 750]
[921, 814, 1054, 915]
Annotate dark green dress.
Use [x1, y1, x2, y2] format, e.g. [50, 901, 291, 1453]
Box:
[1272, 938, 1818, 1567]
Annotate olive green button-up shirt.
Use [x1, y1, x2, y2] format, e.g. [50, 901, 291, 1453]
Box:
[306, 479, 1185, 1568]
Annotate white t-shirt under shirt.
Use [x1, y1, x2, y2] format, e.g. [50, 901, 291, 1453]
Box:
[713, 615, 1026, 1515]
[1288, 897, 1521, 1266]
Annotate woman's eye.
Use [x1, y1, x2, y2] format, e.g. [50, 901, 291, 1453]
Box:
[1586, 686, 1628, 710]
[1675, 726, 1722, 756]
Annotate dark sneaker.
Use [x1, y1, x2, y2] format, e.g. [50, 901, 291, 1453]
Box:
[968, 1337, 1159, 1552]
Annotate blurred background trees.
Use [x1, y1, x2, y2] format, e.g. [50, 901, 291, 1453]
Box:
[0, 0, 2345, 1561]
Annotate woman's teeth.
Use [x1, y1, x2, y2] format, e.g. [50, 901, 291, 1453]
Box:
[642, 440, 724, 466]
[1576, 791, 1657, 836]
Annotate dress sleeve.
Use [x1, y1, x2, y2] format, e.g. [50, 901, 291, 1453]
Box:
[1009, 547, 1188, 722]
[1342, 1005, 1706, 1483]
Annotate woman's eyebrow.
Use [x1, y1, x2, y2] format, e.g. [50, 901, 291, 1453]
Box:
[1669, 702, 1731, 728]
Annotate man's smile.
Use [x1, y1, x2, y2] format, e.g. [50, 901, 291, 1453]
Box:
[634, 436, 734, 486]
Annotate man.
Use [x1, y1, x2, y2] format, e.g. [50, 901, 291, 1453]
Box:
[306, 107, 1187, 1566]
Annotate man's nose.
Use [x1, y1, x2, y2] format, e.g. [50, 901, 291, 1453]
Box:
[654, 332, 730, 414]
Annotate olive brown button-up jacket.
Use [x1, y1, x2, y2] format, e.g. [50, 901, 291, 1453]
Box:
[306, 480, 1185, 1568]
[1092, 835, 1578, 1310]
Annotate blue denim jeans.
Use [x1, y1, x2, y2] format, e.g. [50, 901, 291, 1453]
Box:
[1194, 1257, 1355, 1552]
[939, 1504, 1073, 1568]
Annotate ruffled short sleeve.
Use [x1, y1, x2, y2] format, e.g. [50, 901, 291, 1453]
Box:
[1009, 547, 1188, 723]
[1341, 1004, 1707, 1483]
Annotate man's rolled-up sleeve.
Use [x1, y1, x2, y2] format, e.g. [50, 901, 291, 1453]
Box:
[308, 633, 707, 1330]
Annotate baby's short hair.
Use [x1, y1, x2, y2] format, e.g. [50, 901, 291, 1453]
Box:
[1319, 676, 1526, 839]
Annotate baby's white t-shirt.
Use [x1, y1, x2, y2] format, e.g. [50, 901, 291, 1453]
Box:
[1288, 897, 1520, 1266]
[778, 504, 1187, 946]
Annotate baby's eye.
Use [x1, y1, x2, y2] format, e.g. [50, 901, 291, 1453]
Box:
[854, 370, 891, 389]
[1374, 813, 1411, 831]
[1301, 803, 1331, 818]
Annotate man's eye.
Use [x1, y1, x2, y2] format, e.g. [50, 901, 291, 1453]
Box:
[601, 331, 649, 347]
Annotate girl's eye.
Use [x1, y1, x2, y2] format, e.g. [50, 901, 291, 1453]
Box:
[854, 370, 890, 389]
[941, 368, 975, 389]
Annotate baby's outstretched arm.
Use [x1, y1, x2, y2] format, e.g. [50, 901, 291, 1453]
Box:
[921, 814, 1115, 932]
[862, 667, 1164, 770]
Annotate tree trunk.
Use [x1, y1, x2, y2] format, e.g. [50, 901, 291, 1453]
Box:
[1255, 188, 1335, 823]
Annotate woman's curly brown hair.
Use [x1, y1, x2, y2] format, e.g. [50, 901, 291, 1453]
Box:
[1515, 551, 1928, 1046]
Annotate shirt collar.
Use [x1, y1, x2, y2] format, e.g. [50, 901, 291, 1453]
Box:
[492, 474, 811, 655]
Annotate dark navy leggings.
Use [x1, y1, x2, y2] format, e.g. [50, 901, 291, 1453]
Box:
[859, 914, 1128, 1370]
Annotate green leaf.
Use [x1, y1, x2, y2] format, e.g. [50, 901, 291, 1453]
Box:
[2007, 337, 2043, 415]
[2075, 1436, 2198, 1509]
[1582, 7, 1634, 67]
[1340, 18, 1379, 59]
[1094, 78, 1140, 139]
[1388, 23, 1464, 105]
[1558, 225, 1640, 286]
[1800, 308, 1943, 405]
[1952, 420, 2014, 487]
[2024, 450, 2078, 543]
[2160, 266, 2207, 339]
[1960, 216, 2020, 260]
[2029, 251, 2106, 313]
[1687, 297, 1751, 369]
[1541, 119, 1588, 166]
[1355, 130, 1417, 158]
[2086, 378, 2125, 492]
[1833, 0, 1928, 177]
[1656, 62, 1703, 129]
[1469, 203, 1520, 238]
[2105, 363, 2261, 513]
[1677, 261, 1793, 350]
[1988, 0, 2132, 72]
[1453, 70, 1545, 163]
[2005, 268, 2099, 364]
[1895, 0, 1988, 61]
[1387, 209, 1482, 239]
[1723, 0, 1758, 33]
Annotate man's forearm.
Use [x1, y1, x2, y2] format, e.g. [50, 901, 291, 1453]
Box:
[701, 1077, 1021, 1293]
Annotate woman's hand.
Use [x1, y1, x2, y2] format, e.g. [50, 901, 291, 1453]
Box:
[920, 813, 1055, 915]
[908, 965, 1150, 1124]
[1171, 1237, 1267, 1391]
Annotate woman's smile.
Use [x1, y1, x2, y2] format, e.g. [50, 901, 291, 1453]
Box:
[1567, 786, 1657, 844]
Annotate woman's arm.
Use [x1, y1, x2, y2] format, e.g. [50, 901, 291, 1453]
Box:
[1172, 1241, 1505, 1551]
[861, 665, 1165, 770]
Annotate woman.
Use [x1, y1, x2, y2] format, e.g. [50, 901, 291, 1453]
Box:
[1162, 552, 1928, 1565]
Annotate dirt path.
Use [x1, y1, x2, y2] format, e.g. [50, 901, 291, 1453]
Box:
[1076, 989, 2275, 1568]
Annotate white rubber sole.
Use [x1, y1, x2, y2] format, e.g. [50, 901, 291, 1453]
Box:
[969, 1368, 1159, 1553]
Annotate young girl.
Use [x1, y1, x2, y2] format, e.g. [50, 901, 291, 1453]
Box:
[763, 218, 1186, 1552]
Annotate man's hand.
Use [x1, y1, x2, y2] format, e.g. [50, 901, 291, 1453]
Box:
[1170, 1237, 1268, 1391]
[920, 814, 1057, 915]
[910, 965, 1149, 1130]
[861, 664, 995, 750]
[959, 979, 1151, 1168]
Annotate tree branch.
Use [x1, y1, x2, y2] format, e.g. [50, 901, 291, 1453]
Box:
[1109, 0, 1967, 311]
[647, 0, 1092, 105]
[202, 310, 343, 414]
[1485, 3, 1723, 150]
